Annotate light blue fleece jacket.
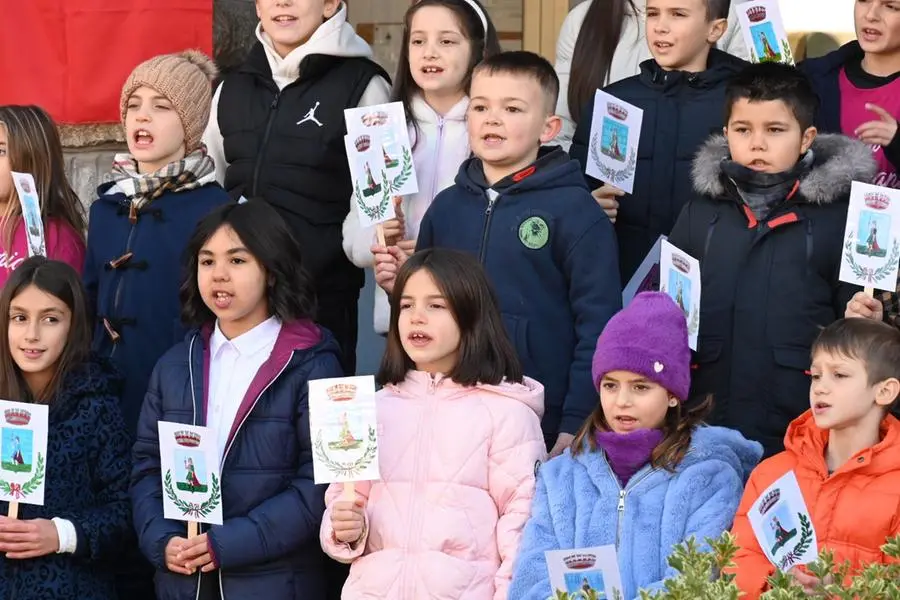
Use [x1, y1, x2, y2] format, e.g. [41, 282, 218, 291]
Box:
[508, 425, 762, 600]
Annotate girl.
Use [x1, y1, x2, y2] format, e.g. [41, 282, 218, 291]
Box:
[0, 257, 132, 600]
[553, 0, 747, 150]
[321, 248, 546, 599]
[342, 0, 501, 335]
[0, 106, 86, 284]
[130, 200, 344, 600]
[508, 292, 763, 600]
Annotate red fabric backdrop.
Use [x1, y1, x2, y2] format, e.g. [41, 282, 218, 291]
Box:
[0, 0, 213, 124]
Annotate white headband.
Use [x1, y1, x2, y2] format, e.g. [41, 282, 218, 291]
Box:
[460, 0, 489, 37]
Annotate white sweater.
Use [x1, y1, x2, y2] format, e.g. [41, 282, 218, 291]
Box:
[343, 94, 471, 334]
[554, 0, 750, 150]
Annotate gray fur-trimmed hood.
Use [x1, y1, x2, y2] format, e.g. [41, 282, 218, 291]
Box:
[691, 133, 877, 205]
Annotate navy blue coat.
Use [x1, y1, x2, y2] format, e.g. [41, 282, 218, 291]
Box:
[0, 358, 132, 600]
[84, 183, 232, 436]
[571, 50, 747, 284]
[130, 320, 343, 600]
[668, 134, 873, 457]
[416, 148, 621, 442]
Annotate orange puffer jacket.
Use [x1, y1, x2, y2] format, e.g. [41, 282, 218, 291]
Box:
[729, 410, 900, 598]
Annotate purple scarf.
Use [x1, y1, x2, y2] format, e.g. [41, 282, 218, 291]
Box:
[595, 428, 665, 487]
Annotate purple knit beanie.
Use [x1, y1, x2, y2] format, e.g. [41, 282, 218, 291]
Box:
[591, 292, 691, 401]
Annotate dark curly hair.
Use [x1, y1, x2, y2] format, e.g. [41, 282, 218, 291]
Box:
[179, 199, 316, 327]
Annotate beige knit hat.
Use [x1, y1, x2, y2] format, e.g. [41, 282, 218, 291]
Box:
[120, 50, 218, 152]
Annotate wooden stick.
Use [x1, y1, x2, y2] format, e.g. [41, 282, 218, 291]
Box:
[865, 286, 875, 298]
[187, 520, 199, 539]
[376, 224, 386, 247]
[7, 501, 17, 519]
[341, 481, 356, 502]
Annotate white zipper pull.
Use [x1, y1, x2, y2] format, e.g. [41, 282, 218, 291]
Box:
[428, 374, 438, 394]
[617, 490, 626, 513]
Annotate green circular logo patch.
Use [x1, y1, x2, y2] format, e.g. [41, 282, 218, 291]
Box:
[519, 216, 549, 250]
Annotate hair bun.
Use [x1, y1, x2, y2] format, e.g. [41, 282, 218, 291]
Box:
[178, 49, 219, 83]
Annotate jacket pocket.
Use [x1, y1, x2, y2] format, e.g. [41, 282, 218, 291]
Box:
[690, 337, 723, 406]
[770, 345, 812, 415]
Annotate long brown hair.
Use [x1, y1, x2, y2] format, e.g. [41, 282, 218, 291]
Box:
[0, 106, 86, 251]
[377, 248, 522, 386]
[0, 257, 92, 404]
[571, 393, 713, 471]
[567, 0, 637, 125]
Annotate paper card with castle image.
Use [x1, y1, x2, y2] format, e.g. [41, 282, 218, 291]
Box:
[11, 172, 46, 258]
[839, 181, 900, 291]
[659, 240, 700, 351]
[586, 90, 643, 194]
[545, 545, 624, 600]
[0, 400, 49, 507]
[749, 471, 818, 571]
[622, 235, 667, 308]
[158, 422, 223, 525]
[737, 0, 794, 65]
[345, 102, 418, 197]
[344, 134, 396, 229]
[309, 375, 380, 485]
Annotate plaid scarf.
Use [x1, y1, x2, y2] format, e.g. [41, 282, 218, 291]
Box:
[110, 147, 217, 211]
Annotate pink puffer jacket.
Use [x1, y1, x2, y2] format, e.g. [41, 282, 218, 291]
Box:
[320, 371, 547, 600]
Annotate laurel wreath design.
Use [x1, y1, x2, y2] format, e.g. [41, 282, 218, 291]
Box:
[778, 513, 814, 571]
[164, 470, 221, 519]
[590, 133, 637, 186]
[0, 453, 44, 498]
[688, 306, 700, 336]
[314, 426, 377, 479]
[390, 146, 414, 192]
[354, 169, 392, 221]
[843, 234, 900, 284]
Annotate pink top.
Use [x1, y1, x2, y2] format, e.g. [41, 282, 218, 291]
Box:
[0, 218, 85, 288]
[839, 68, 900, 189]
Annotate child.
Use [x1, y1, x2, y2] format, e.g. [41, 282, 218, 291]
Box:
[374, 51, 622, 457]
[0, 257, 132, 600]
[668, 62, 876, 458]
[729, 318, 900, 597]
[203, 0, 392, 375]
[508, 292, 762, 600]
[0, 105, 85, 284]
[130, 200, 344, 600]
[83, 51, 231, 437]
[569, 0, 747, 284]
[320, 248, 546, 599]
[343, 0, 501, 335]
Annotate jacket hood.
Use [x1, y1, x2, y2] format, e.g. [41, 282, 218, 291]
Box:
[638, 48, 747, 90]
[410, 94, 469, 126]
[455, 146, 588, 196]
[678, 425, 762, 481]
[800, 41, 863, 78]
[254, 2, 373, 86]
[785, 410, 900, 476]
[389, 371, 545, 419]
[51, 355, 123, 420]
[691, 133, 877, 204]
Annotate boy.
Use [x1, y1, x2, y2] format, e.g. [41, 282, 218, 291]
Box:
[374, 51, 622, 457]
[729, 319, 900, 598]
[84, 51, 232, 600]
[203, 0, 391, 376]
[570, 0, 747, 284]
[668, 63, 876, 458]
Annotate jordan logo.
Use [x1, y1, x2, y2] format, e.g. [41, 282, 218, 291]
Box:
[297, 102, 324, 127]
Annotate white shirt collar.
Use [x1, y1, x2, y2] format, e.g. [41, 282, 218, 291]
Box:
[211, 316, 281, 358]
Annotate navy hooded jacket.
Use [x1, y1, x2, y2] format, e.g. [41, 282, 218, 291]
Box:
[84, 183, 232, 436]
[570, 49, 747, 284]
[0, 358, 132, 600]
[416, 148, 621, 442]
[131, 320, 343, 600]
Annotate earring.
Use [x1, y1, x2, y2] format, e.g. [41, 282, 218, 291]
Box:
[668, 398, 678, 408]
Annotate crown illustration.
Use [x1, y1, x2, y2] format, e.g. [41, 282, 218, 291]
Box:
[758, 488, 781, 515]
[865, 192, 890, 210]
[607, 102, 628, 121]
[746, 5, 766, 22]
[327, 384, 357, 402]
[362, 110, 389, 127]
[174, 430, 201, 447]
[563, 553, 597, 570]
[355, 135, 372, 153]
[4, 408, 30, 426]
[672, 254, 691, 274]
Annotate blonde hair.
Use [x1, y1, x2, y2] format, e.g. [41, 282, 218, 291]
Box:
[0, 106, 85, 251]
